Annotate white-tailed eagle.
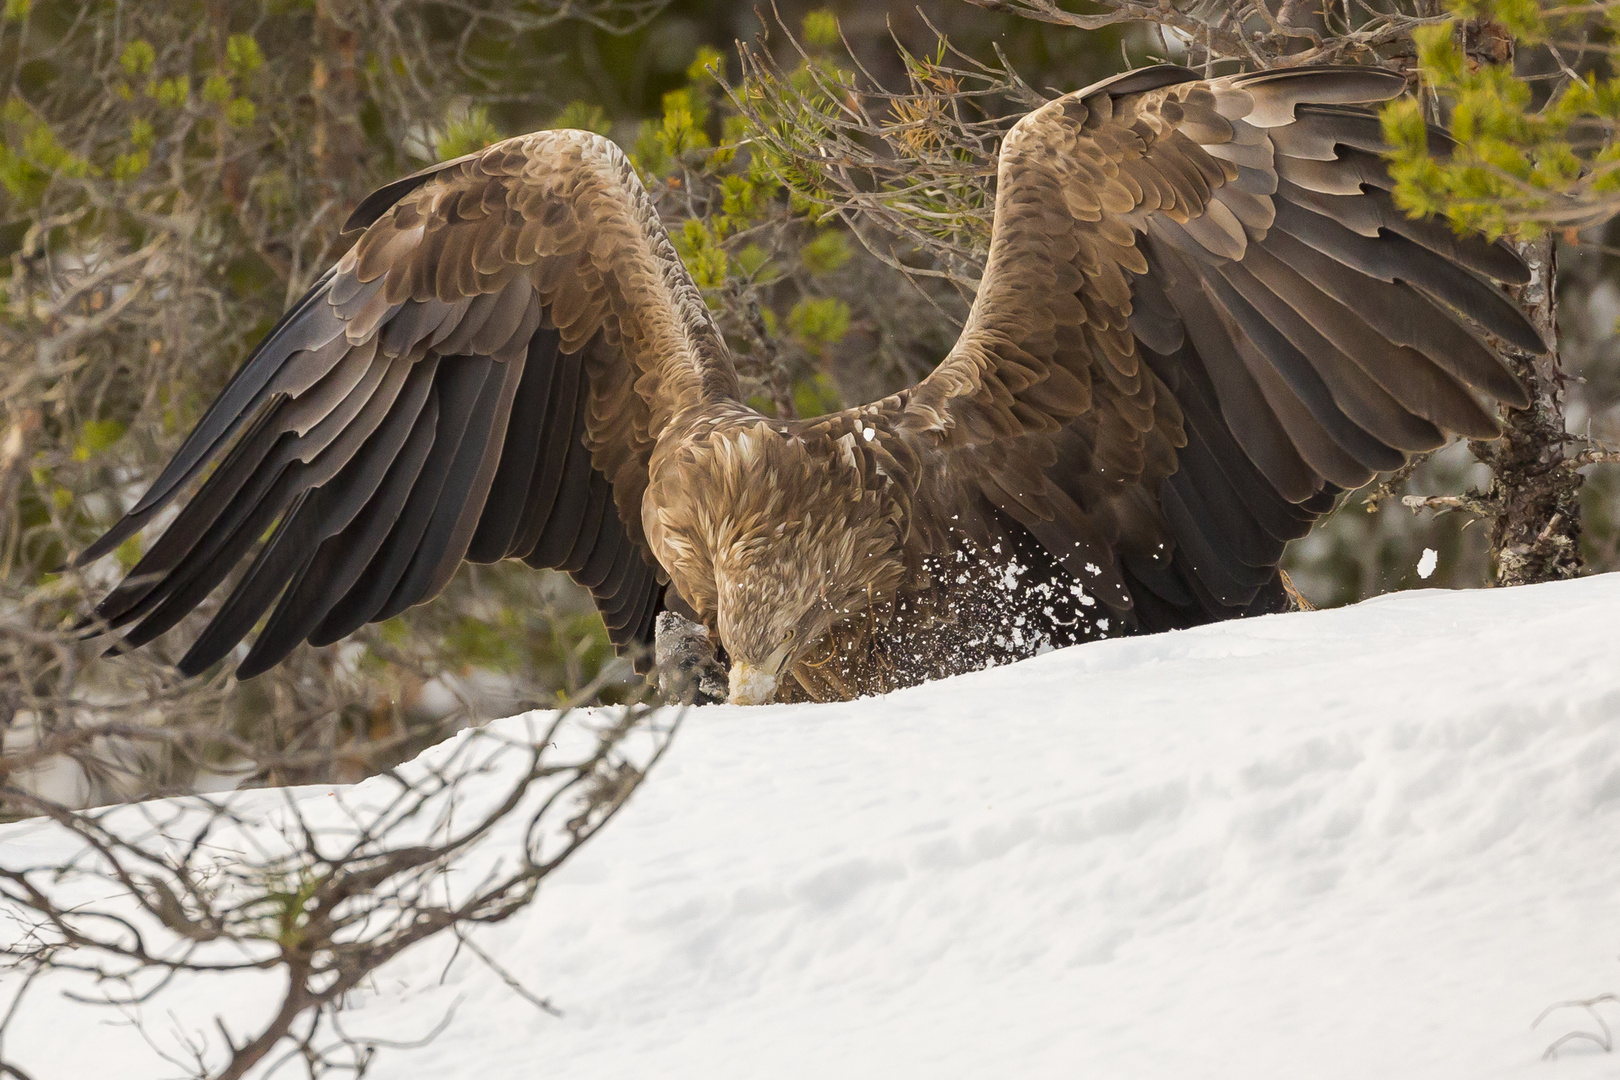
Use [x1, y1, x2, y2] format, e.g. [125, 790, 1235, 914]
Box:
[77, 65, 1542, 705]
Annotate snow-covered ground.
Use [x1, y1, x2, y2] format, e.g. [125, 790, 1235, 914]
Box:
[4, 574, 1620, 1079]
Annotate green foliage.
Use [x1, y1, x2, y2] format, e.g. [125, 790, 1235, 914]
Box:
[686, 45, 725, 85]
[197, 41, 260, 129]
[243, 865, 323, 949]
[714, 167, 781, 236]
[437, 105, 503, 160]
[631, 46, 736, 179]
[1386, 0, 1620, 236]
[802, 9, 840, 50]
[550, 100, 613, 135]
[1449, 0, 1545, 38]
[787, 296, 850, 349]
[632, 118, 671, 176]
[148, 75, 190, 108]
[224, 97, 256, 128]
[729, 18, 1004, 260]
[202, 73, 233, 106]
[659, 87, 709, 157]
[733, 242, 772, 278]
[225, 33, 265, 76]
[792, 372, 842, 417]
[119, 39, 155, 76]
[74, 419, 126, 460]
[0, 97, 91, 203]
[559, 613, 614, 684]
[800, 230, 850, 276]
[674, 218, 728, 289]
[115, 535, 142, 571]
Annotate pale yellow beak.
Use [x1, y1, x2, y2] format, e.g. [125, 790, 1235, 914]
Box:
[727, 661, 779, 706]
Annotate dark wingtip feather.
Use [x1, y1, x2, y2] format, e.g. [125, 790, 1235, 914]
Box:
[74, 516, 146, 568]
[178, 498, 321, 681]
[1071, 64, 1201, 101]
[342, 153, 479, 234]
[1496, 370, 1532, 410]
[1491, 244, 1533, 286]
[1234, 65, 1406, 100]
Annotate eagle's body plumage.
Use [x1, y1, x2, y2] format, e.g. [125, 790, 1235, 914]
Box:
[79, 64, 1543, 704]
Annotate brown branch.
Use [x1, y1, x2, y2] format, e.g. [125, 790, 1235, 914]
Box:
[960, 0, 1448, 68]
[0, 703, 680, 1079]
[1401, 491, 1498, 516]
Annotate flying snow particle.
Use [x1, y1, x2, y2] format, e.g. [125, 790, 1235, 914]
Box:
[1418, 548, 1438, 579]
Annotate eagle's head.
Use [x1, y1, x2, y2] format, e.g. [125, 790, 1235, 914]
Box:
[645, 419, 909, 705]
[713, 548, 841, 706]
[712, 497, 907, 705]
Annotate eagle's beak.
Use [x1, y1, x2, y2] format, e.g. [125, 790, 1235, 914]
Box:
[727, 660, 779, 706]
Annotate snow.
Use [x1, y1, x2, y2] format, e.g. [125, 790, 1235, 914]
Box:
[6, 573, 1620, 1079]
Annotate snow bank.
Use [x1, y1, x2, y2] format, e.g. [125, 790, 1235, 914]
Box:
[6, 574, 1620, 1079]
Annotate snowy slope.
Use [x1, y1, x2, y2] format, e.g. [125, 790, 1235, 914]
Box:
[5, 574, 1620, 1079]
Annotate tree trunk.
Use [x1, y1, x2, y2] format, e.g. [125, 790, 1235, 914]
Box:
[1470, 238, 1584, 586]
[1459, 17, 1584, 586]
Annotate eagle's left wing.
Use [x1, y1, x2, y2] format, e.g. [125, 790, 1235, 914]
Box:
[891, 64, 1540, 627]
[75, 130, 737, 677]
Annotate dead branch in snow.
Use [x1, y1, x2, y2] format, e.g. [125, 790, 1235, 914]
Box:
[0, 697, 679, 1079]
[1534, 992, 1619, 1059]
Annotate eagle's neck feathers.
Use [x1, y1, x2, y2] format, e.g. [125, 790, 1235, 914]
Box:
[643, 411, 912, 687]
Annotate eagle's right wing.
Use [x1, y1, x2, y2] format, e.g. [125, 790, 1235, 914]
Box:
[77, 130, 737, 677]
[894, 65, 1539, 627]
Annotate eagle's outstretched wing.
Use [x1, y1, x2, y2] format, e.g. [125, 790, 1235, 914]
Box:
[894, 65, 1539, 627]
[76, 130, 737, 677]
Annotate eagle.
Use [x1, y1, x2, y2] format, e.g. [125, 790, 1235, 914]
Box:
[76, 64, 1542, 706]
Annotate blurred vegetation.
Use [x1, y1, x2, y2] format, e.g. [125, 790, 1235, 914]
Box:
[3, 0, 1618, 805]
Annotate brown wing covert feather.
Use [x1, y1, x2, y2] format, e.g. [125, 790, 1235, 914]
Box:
[77, 130, 736, 676]
[894, 64, 1541, 630]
